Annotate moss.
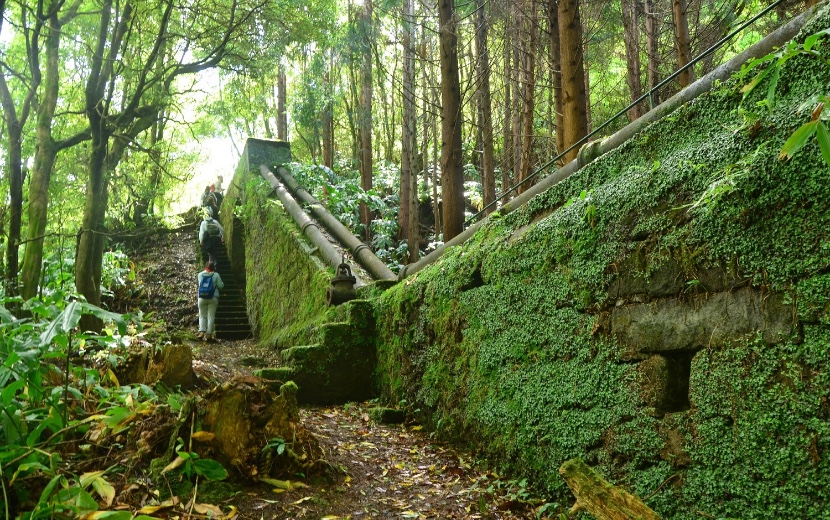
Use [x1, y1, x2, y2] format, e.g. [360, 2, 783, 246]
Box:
[374, 8, 830, 519]
[196, 480, 240, 504]
[238, 177, 331, 349]
[254, 367, 294, 381]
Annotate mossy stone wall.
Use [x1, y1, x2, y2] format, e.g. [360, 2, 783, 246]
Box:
[224, 139, 330, 348]
[375, 8, 830, 518]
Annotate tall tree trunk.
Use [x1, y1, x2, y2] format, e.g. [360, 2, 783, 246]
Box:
[0, 0, 45, 297]
[400, 0, 418, 263]
[18, 1, 87, 301]
[0, 80, 25, 297]
[548, 0, 565, 162]
[518, 0, 538, 194]
[438, 0, 464, 241]
[322, 58, 334, 168]
[77, 0, 121, 327]
[622, 0, 644, 121]
[501, 16, 513, 202]
[644, 0, 660, 106]
[277, 66, 288, 140]
[375, 45, 397, 163]
[358, 0, 373, 240]
[673, 0, 694, 88]
[558, 0, 588, 163]
[511, 34, 521, 195]
[421, 26, 438, 236]
[475, 0, 495, 214]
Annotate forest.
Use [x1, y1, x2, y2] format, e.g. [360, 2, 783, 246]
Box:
[0, 0, 826, 518]
[0, 0, 818, 294]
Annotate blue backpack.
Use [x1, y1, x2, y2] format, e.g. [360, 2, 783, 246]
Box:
[199, 273, 215, 298]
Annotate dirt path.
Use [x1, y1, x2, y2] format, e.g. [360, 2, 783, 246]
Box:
[127, 228, 544, 519]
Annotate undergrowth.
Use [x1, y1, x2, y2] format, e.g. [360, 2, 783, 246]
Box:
[374, 8, 830, 519]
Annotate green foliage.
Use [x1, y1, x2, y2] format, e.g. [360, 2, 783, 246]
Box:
[778, 96, 830, 165]
[738, 28, 830, 111]
[289, 160, 414, 273]
[232, 168, 331, 348]
[173, 438, 228, 481]
[737, 29, 830, 168]
[0, 296, 147, 519]
[374, 8, 830, 519]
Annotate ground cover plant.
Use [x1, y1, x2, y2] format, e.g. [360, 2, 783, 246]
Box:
[372, 8, 830, 519]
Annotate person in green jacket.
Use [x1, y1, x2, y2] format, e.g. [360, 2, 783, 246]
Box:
[197, 260, 224, 341]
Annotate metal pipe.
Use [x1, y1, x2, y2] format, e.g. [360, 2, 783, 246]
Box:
[399, 5, 818, 281]
[269, 165, 397, 281]
[259, 166, 369, 287]
[468, 0, 792, 224]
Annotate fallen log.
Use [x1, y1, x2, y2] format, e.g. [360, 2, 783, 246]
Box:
[559, 458, 661, 520]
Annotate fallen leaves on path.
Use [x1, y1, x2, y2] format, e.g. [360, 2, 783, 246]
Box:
[235, 402, 546, 519]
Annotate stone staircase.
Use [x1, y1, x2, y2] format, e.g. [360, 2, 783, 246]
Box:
[212, 244, 252, 340]
[254, 298, 378, 405]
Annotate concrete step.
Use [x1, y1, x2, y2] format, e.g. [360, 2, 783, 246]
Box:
[205, 242, 253, 340]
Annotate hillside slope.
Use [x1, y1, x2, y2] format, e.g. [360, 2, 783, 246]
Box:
[375, 5, 830, 518]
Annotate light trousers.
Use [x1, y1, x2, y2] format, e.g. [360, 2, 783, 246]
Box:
[198, 297, 219, 334]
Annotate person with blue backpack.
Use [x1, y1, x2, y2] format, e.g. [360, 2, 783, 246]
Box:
[197, 260, 224, 342]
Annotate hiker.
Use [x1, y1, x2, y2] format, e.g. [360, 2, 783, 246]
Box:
[215, 175, 224, 194]
[211, 183, 223, 217]
[197, 260, 224, 342]
[201, 185, 218, 218]
[199, 209, 225, 268]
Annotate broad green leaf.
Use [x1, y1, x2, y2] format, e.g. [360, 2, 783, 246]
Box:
[779, 120, 819, 160]
[0, 305, 16, 323]
[57, 486, 98, 511]
[81, 303, 127, 336]
[804, 29, 830, 51]
[193, 458, 229, 480]
[36, 474, 63, 505]
[79, 470, 106, 488]
[740, 66, 771, 98]
[765, 66, 780, 110]
[2, 378, 25, 406]
[10, 461, 52, 486]
[816, 122, 830, 167]
[62, 301, 83, 332]
[39, 301, 80, 345]
[91, 475, 116, 506]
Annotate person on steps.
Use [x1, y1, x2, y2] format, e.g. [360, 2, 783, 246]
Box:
[201, 185, 219, 219]
[197, 260, 224, 342]
[210, 184, 223, 219]
[199, 209, 225, 269]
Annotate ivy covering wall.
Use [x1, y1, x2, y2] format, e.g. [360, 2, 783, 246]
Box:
[374, 7, 830, 518]
[224, 139, 331, 349]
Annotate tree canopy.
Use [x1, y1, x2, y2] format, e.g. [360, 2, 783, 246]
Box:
[0, 0, 813, 298]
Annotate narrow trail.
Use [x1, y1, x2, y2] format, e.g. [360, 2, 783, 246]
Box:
[127, 227, 543, 519]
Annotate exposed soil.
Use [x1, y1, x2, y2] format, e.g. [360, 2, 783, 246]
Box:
[122, 228, 546, 519]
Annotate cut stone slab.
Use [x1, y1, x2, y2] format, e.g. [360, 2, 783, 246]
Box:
[612, 287, 797, 358]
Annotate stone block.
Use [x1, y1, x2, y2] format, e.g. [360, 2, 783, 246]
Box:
[282, 345, 326, 367]
[612, 288, 797, 357]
